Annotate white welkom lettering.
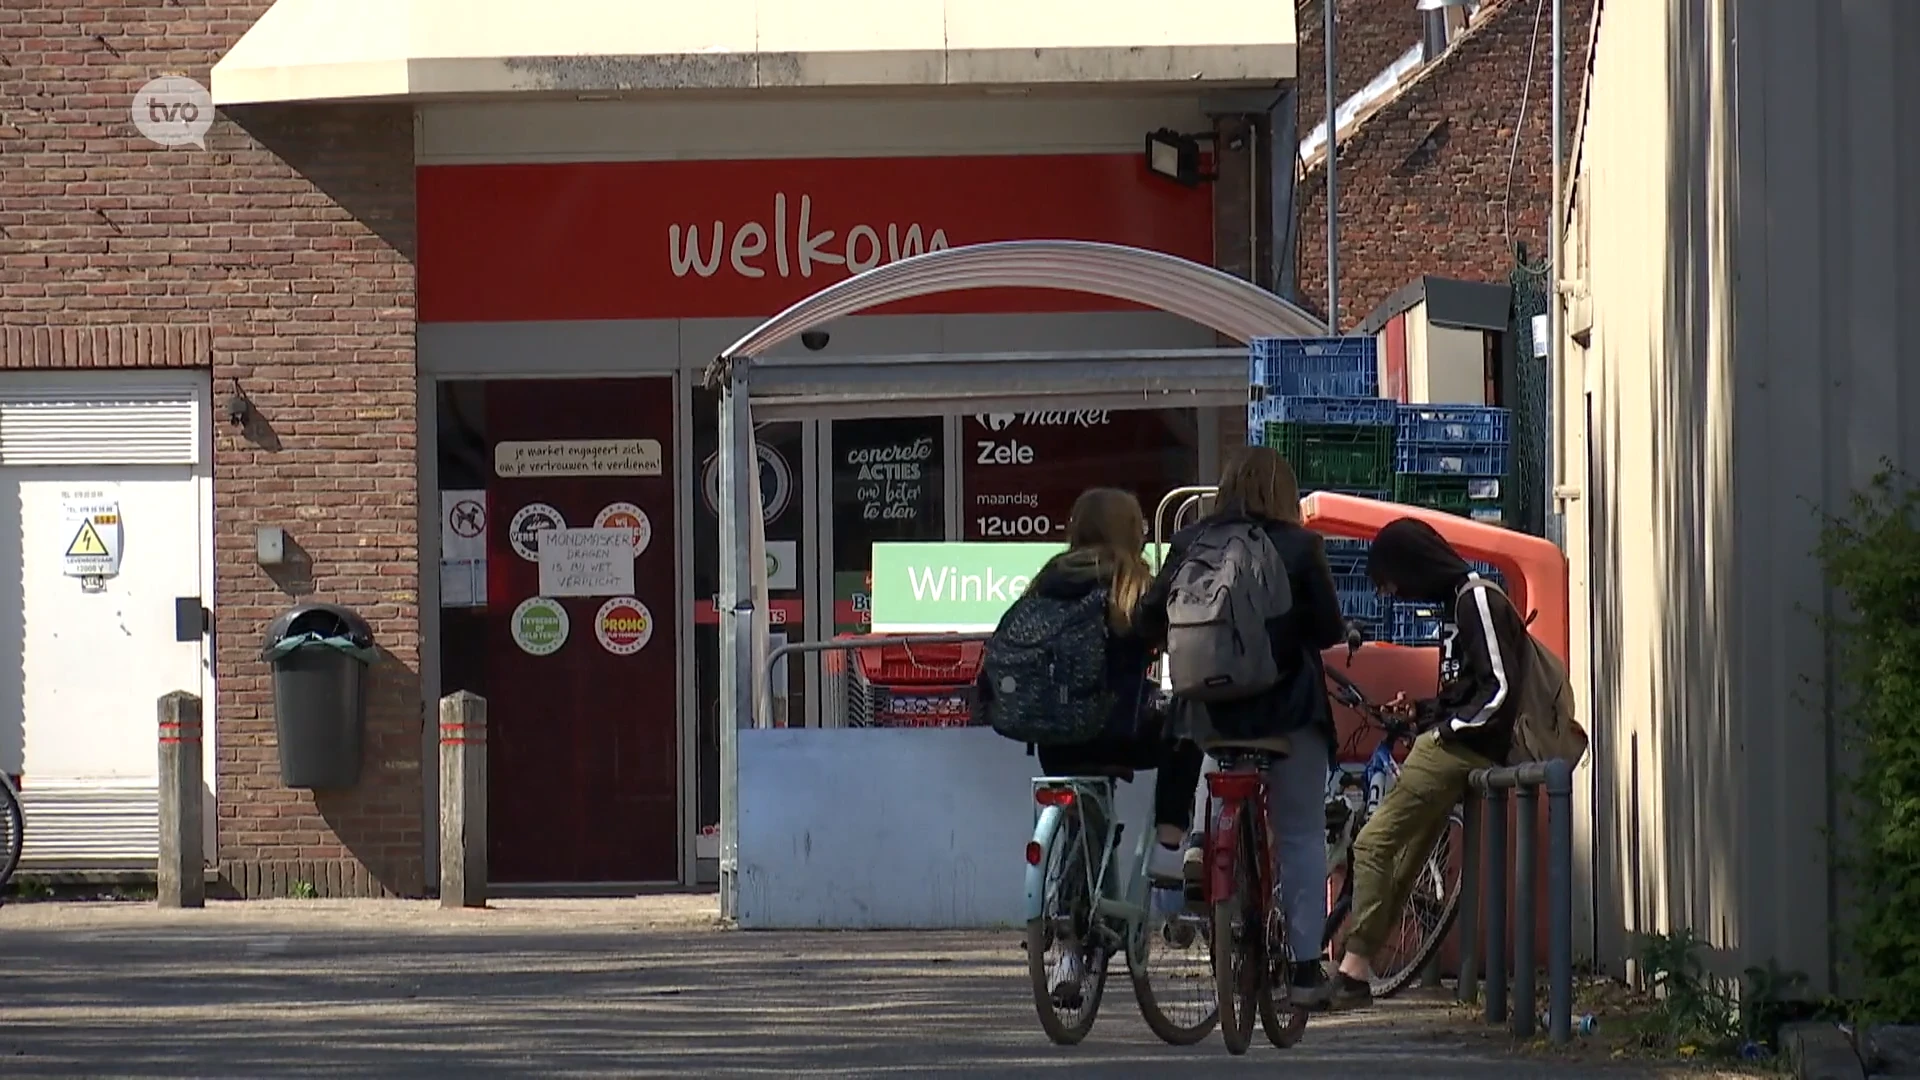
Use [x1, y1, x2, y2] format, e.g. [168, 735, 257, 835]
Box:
[670, 194, 952, 281]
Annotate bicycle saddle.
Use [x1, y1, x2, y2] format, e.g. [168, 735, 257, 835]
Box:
[1199, 734, 1294, 757]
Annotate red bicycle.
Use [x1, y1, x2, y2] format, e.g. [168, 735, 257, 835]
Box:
[1198, 732, 1307, 1055]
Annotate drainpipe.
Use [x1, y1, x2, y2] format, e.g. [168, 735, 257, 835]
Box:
[1547, 0, 1565, 547]
[1324, 0, 1340, 332]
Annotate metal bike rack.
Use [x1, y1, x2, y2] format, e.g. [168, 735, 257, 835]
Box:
[1151, 484, 1217, 568]
[1454, 758, 1577, 1045]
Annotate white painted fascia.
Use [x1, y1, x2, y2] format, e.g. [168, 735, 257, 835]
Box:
[211, 0, 1299, 106]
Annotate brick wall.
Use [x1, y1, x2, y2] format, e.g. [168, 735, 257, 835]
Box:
[1295, 0, 1596, 330]
[0, 3, 424, 897]
[1294, 0, 1432, 151]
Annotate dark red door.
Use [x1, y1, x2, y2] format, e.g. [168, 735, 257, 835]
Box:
[484, 378, 678, 883]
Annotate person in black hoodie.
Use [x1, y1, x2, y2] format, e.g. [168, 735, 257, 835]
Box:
[1137, 445, 1351, 1007]
[1329, 516, 1531, 1009]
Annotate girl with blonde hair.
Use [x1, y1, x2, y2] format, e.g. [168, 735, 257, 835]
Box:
[977, 488, 1208, 1004]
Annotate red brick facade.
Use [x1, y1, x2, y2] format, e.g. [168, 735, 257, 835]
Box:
[1295, 0, 1596, 330]
[1, 3, 423, 896]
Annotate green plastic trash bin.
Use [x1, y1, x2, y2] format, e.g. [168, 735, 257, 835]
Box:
[262, 603, 376, 789]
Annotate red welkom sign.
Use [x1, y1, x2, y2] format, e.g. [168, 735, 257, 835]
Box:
[418, 154, 1213, 323]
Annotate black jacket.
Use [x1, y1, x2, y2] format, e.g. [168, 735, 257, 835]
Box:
[1367, 518, 1529, 763]
[974, 551, 1157, 747]
[1137, 511, 1349, 743]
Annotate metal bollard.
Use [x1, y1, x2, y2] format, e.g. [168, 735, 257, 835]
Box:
[1546, 759, 1576, 1045]
[1512, 785, 1538, 1037]
[1456, 795, 1482, 1004]
[1482, 783, 1509, 1024]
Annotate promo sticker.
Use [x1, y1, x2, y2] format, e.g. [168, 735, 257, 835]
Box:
[594, 597, 654, 655]
[593, 502, 653, 557]
[511, 596, 569, 656]
[508, 503, 566, 562]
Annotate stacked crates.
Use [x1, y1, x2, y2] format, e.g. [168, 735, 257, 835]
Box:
[1391, 405, 1511, 527]
[1385, 403, 1514, 644]
[1248, 337, 1395, 636]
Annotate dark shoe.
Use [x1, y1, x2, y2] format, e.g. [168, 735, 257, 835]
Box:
[1289, 961, 1332, 1009]
[1327, 972, 1374, 1011]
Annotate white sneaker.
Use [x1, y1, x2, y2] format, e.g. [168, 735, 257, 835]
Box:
[1147, 842, 1186, 883]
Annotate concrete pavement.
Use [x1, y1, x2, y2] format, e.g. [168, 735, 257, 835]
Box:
[1, 896, 1674, 1077]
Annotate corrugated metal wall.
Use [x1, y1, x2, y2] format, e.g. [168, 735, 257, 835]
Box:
[1566, 0, 1920, 992]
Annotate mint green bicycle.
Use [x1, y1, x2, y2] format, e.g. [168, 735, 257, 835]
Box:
[1024, 769, 1218, 1045]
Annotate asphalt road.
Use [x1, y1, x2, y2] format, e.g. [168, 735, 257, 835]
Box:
[1, 896, 1673, 1078]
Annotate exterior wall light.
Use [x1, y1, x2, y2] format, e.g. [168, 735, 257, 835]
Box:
[1144, 128, 1216, 186]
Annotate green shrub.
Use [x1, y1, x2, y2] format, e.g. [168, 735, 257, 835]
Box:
[1816, 464, 1920, 1022]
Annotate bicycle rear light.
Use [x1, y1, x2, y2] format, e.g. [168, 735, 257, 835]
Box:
[1034, 787, 1076, 808]
[1025, 841, 1044, 866]
[1206, 772, 1262, 800]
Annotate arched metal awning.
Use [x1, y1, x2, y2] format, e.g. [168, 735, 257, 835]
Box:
[709, 240, 1326, 917]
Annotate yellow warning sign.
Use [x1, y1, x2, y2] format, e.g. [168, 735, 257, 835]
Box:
[66, 521, 109, 558]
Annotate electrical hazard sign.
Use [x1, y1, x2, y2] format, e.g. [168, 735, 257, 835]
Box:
[60, 490, 124, 580]
[68, 521, 110, 557]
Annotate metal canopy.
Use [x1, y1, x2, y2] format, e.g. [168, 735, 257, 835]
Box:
[708, 241, 1327, 918]
[738, 347, 1252, 420]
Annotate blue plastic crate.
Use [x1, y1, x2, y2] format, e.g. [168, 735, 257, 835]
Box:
[1467, 560, 1506, 584]
[1393, 442, 1511, 476]
[1250, 336, 1379, 397]
[1388, 600, 1447, 646]
[1326, 548, 1369, 577]
[1252, 395, 1396, 427]
[1395, 405, 1511, 445]
[1337, 586, 1387, 630]
[1323, 537, 1370, 559]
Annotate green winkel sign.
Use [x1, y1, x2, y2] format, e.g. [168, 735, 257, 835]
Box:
[870, 542, 1063, 632]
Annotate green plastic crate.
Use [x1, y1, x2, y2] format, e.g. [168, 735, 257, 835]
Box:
[1390, 475, 1507, 524]
[1259, 422, 1396, 490]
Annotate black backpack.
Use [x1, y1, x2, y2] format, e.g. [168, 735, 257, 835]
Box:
[982, 588, 1113, 746]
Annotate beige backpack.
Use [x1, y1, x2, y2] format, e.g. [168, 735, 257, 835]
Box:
[1457, 578, 1588, 770]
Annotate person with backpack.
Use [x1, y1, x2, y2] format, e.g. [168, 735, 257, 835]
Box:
[1136, 445, 1352, 1008]
[1329, 516, 1583, 1010]
[977, 487, 1206, 1004]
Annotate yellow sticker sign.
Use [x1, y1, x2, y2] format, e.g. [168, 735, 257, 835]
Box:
[66, 521, 110, 558]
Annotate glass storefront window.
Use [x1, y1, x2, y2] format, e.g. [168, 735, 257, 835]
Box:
[829, 417, 946, 639]
[961, 408, 1200, 542]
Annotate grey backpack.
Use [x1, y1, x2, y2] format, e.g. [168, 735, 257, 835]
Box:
[1164, 523, 1292, 703]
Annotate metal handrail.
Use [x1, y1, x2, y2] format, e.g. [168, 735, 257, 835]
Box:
[760, 633, 995, 728]
[1455, 757, 1577, 1045]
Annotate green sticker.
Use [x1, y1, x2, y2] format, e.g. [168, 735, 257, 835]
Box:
[511, 596, 570, 656]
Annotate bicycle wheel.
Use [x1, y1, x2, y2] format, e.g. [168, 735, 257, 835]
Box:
[1320, 806, 1464, 998]
[1026, 813, 1109, 1045]
[1258, 886, 1307, 1048]
[0, 776, 21, 893]
[1211, 811, 1260, 1056]
[1129, 862, 1217, 1045]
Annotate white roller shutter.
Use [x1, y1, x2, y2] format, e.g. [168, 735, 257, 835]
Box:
[0, 377, 202, 466]
[17, 781, 160, 871]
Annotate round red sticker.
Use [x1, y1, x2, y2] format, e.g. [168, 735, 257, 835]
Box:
[594, 597, 653, 655]
[593, 502, 652, 556]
